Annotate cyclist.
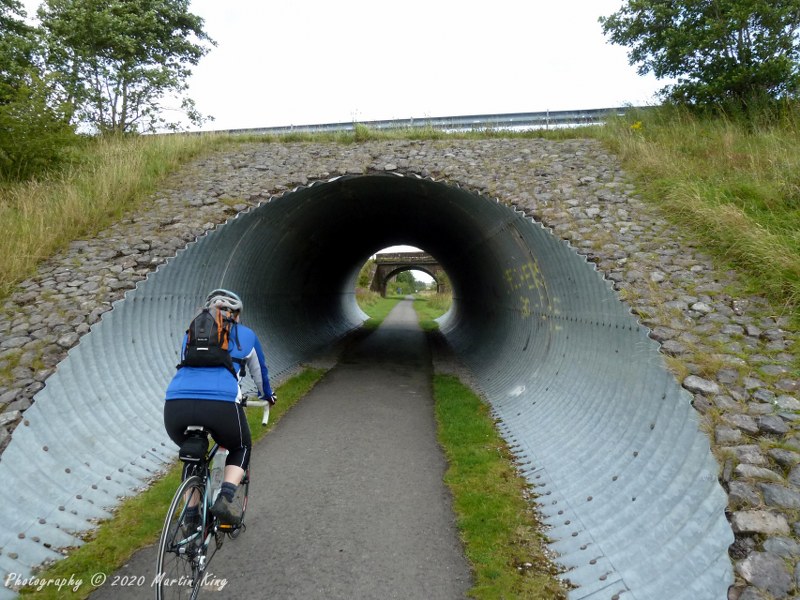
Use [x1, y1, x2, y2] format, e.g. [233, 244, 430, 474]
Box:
[164, 289, 276, 525]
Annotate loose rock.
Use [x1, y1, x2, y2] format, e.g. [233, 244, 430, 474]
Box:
[684, 375, 721, 396]
[736, 552, 793, 598]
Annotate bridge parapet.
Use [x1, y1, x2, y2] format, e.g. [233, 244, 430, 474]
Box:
[374, 251, 440, 264]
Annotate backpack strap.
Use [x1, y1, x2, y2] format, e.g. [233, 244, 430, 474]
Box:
[232, 357, 246, 377]
[230, 320, 242, 351]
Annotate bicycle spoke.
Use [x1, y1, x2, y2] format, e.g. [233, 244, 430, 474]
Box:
[155, 476, 207, 600]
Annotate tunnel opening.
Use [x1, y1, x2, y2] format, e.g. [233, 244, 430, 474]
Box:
[366, 246, 451, 297]
[370, 267, 447, 296]
[380, 268, 430, 294]
[0, 172, 733, 598]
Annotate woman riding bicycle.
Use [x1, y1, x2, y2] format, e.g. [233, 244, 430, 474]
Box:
[164, 289, 276, 525]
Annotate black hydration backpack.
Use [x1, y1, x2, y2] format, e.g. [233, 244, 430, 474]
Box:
[177, 307, 239, 377]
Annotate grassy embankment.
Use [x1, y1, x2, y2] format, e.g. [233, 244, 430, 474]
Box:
[597, 107, 800, 329]
[0, 134, 223, 300]
[413, 292, 453, 331]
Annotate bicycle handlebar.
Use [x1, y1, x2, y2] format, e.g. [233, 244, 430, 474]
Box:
[242, 397, 271, 425]
[244, 399, 269, 407]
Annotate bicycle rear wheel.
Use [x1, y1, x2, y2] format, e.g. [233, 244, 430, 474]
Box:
[155, 475, 207, 600]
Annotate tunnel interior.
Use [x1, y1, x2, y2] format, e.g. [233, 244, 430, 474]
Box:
[0, 173, 733, 599]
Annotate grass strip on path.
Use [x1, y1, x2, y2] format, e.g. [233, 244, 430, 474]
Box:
[411, 295, 569, 599]
[17, 367, 327, 599]
[433, 374, 568, 600]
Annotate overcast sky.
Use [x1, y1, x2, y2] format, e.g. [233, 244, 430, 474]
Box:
[22, 0, 663, 132]
[183, 0, 662, 131]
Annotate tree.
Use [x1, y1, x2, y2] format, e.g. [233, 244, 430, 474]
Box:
[391, 270, 416, 295]
[599, 0, 800, 110]
[1, 0, 34, 90]
[37, 0, 215, 134]
[0, 0, 74, 179]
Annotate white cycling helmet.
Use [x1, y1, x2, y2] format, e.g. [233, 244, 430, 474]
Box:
[204, 288, 243, 313]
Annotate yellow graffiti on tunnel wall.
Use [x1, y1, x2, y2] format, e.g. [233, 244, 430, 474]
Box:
[504, 259, 551, 318]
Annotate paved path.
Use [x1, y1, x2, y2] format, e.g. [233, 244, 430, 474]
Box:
[90, 298, 472, 599]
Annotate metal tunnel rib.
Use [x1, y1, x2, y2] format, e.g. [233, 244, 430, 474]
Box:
[0, 174, 733, 599]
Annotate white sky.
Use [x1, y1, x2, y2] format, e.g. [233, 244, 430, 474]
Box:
[22, 0, 664, 132]
[184, 0, 662, 131]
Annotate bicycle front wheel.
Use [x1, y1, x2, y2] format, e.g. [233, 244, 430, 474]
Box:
[155, 474, 206, 600]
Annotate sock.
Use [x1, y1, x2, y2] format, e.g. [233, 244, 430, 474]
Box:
[220, 482, 237, 501]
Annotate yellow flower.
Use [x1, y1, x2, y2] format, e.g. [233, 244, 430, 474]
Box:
[630, 121, 643, 131]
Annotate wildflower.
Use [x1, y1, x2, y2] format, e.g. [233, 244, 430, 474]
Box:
[630, 121, 642, 131]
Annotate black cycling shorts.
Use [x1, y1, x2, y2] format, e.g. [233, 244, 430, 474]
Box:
[164, 399, 252, 471]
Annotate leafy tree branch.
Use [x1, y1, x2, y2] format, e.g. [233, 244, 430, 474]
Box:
[599, 0, 800, 110]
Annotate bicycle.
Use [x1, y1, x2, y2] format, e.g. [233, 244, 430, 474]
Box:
[155, 398, 269, 600]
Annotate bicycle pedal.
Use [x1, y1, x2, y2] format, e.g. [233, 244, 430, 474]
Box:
[227, 523, 245, 539]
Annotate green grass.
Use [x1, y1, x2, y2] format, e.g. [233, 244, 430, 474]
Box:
[0, 134, 233, 299]
[266, 122, 590, 145]
[433, 374, 568, 599]
[413, 293, 452, 331]
[16, 367, 327, 599]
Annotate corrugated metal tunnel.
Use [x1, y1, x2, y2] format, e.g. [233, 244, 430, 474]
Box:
[0, 173, 733, 599]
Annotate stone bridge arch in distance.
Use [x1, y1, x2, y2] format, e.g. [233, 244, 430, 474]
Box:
[369, 251, 450, 296]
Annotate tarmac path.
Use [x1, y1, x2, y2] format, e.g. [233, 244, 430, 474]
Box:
[90, 297, 472, 599]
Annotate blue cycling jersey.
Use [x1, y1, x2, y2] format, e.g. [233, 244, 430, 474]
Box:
[165, 322, 273, 403]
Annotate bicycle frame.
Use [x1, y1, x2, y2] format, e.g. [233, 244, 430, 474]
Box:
[157, 427, 250, 599]
[185, 441, 221, 545]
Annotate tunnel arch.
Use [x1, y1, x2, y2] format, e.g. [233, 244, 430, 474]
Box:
[0, 172, 733, 598]
[382, 265, 434, 285]
[372, 264, 447, 295]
